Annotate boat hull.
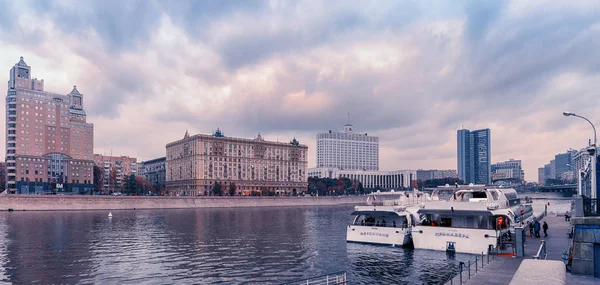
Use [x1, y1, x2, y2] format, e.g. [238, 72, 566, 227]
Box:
[412, 226, 498, 254]
[346, 225, 411, 246]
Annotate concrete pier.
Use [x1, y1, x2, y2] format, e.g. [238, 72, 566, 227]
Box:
[447, 214, 599, 284]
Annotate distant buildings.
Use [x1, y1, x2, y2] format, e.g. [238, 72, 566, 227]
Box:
[416, 169, 457, 181]
[166, 129, 308, 196]
[491, 159, 524, 183]
[93, 154, 137, 192]
[137, 157, 166, 194]
[309, 123, 418, 190]
[457, 128, 491, 185]
[537, 167, 545, 184]
[537, 150, 577, 184]
[5, 57, 94, 194]
[317, 124, 379, 171]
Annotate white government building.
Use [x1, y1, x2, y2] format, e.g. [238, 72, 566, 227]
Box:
[309, 124, 416, 189]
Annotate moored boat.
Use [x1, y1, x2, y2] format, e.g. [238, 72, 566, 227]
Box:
[346, 191, 429, 246]
[411, 185, 533, 254]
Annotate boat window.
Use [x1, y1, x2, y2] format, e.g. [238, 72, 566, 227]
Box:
[440, 218, 452, 227]
[420, 214, 496, 229]
[490, 191, 499, 201]
[354, 215, 408, 228]
[472, 192, 487, 199]
[466, 216, 475, 228]
[478, 216, 490, 229]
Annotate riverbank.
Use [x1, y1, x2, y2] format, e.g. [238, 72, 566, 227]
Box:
[0, 195, 366, 211]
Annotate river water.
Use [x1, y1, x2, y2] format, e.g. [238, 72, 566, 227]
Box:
[0, 193, 572, 284]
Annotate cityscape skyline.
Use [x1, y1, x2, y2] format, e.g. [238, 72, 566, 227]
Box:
[2, 1, 600, 183]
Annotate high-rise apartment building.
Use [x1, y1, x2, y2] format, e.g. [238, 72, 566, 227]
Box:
[93, 154, 137, 193]
[6, 57, 94, 194]
[457, 128, 491, 185]
[316, 124, 378, 171]
[166, 129, 308, 196]
[554, 151, 574, 180]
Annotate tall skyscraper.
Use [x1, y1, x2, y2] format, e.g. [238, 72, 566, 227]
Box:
[316, 124, 379, 171]
[6, 57, 94, 194]
[457, 128, 491, 185]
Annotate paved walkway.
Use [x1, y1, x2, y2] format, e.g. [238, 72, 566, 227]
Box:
[447, 214, 598, 284]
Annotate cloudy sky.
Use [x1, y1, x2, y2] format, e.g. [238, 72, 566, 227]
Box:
[1, 0, 600, 181]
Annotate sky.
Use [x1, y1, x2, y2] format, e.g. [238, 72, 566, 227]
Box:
[1, 0, 600, 182]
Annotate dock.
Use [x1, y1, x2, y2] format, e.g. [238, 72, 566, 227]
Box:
[447, 214, 599, 284]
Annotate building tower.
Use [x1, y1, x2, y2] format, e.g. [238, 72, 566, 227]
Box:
[457, 128, 491, 185]
[5, 57, 94, 194]
[317, 124, 379, 171]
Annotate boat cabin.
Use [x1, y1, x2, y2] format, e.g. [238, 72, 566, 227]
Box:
[419, 210, 511, 230]
[351, 210, 418, 229]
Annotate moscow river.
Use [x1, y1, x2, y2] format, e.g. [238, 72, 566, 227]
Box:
[0, 193, 572, 284]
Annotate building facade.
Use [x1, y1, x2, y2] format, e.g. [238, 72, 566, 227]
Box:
[538, 167, 545, 185]
[554, 151, 574, 180]
[457, 128, 491, 185]
[6, 57, 94, 194]
[572, 148, 590, 173]
[308, 167, 417, 190]
[491, 159, 524, 183]
[93, 154, 137, 193]
[416, 169, 457, 181]
[166, 130, 308, 196]
[316, 124, 379, 171]
[137, 157, 166, 194]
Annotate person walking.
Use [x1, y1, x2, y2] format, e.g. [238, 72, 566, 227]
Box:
[529, 221, 534, 237]
[534, 220, 541, 238]
[543, 221, 549, 237]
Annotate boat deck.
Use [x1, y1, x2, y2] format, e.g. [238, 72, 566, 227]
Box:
[446, 214, 598, 284]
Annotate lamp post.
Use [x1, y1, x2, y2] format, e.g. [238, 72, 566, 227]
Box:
[563, 111, 597, 198]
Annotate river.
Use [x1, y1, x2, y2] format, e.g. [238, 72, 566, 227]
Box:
[0, 193, 571, 284]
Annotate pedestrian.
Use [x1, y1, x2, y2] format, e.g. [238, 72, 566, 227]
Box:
[529, 221, 534, 237]
[543, 221, 549, 237]
[534, 220, 541, 238]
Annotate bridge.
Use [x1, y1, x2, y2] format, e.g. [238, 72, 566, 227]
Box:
[538, 184, 577, 193]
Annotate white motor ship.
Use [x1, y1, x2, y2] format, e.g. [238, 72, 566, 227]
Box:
[411, 185, 533, 255]
[346, 191, 429, 246]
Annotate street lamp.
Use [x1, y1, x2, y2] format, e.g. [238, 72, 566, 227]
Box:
[563, 111, 597, 198]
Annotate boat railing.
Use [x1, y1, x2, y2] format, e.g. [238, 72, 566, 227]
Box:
[445, 249, 497, 285]
[366, 195, 429, 207]
[279, 271, 347, 285]
[533, 240, 547, 260]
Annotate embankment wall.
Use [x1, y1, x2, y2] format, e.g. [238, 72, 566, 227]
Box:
[0, 195, 366, 211]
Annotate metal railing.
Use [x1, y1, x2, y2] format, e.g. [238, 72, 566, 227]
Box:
[280, 271, 347, 285]
[582, 196, 600, 216]
[446, 250, 496, 285]
[533, 240, 547, 260]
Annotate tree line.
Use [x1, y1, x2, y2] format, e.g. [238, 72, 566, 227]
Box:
[308, 177, 365, 196]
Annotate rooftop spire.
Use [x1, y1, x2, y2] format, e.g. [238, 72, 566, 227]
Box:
[17, 56, 28, 67]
